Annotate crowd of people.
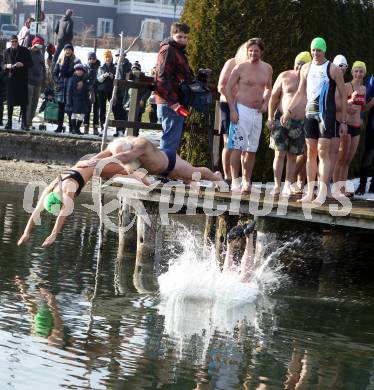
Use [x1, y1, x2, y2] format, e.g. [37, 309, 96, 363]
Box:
[0, 9, 153, 136]
[217, 37, 374, 200]
[1, 15, 374, 201]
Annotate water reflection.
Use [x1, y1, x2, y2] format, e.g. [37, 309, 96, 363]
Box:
[1, 183, 374, 389]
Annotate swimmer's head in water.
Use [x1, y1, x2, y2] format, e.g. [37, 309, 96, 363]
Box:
[295, 51, 312, 65]
[44, 191, 63, 215]
[33, 303, 54, 337]
[310, 37, 327, 53]
[351, 60, 366, 74]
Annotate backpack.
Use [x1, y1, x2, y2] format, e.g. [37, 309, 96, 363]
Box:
[178, 80, 212, 112]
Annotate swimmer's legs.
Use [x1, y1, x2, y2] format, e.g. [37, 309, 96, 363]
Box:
[239, 232, 255, 283]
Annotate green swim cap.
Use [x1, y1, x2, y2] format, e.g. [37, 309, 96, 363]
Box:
[311, 37, 327, 52]
[34, 304, 54, 337]
[43, 191, 63, 214]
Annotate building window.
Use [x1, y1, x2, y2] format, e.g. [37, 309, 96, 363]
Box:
[97, 18, 113, 37]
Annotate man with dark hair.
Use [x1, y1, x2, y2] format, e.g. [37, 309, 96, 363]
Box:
[155, 22, 192, 151]
[3, 35, 33, 130]
[53, 9, 74, 63]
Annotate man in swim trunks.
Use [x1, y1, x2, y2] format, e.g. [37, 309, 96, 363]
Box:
[281, 37, 348, 205]
[225, 38, 273, 193]
[267, 51, 311, 195]
[77, 136, 224, 183]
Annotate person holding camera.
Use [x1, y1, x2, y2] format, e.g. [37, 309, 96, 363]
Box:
[155, 22, 192, 151]
[3, 35, 33, 130]
[97, 49, 116, 134]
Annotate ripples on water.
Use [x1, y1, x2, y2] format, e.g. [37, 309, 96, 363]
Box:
[0, 183, 374, 389]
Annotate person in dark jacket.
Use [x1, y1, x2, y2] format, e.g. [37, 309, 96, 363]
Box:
[83, 52, 101, 135]
[155, 22, 192, 151]
[97, 49, 116, 132]
[3, 35, 33, 130]
[113, 49, 132, 135]
[27, 36, 46, 127]
[65, 63, 90, 135]
[53, 9, 74, 63]
[53, 43, 81, 132]
[0, 54, 7, 126]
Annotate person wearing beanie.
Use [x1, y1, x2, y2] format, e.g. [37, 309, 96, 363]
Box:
[3, 35, 33, 130]
[97, 49, 116, 133]
[83, 52, 101, 135]
[113, 49, 132, 136]
[26, 36, 46, 128]
[281, 37, 348, 205]
[65, 63, 90, 135]
[53, 9, 74, 63]
[267, 51, 311, 196]
[53, 43, 81, 133]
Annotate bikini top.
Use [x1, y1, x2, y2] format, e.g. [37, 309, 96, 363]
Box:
[348, 83, 365, 106]
[52, 169, 85, 197]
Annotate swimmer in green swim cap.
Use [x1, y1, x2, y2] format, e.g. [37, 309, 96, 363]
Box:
[310, 37, 327, 52]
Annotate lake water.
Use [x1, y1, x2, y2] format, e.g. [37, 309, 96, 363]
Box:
[1, 182, 374, 389]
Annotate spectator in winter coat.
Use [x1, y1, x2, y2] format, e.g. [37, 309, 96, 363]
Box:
[4, 35, 33, 130]
[83, 52, 101, 135]
[113, 49, 132, 135]
[53, 43, 81, 132]
[0, 54, 7, 126]
[155, 22, 192, 151]
[65, 63, 90, 135]
[18, 17, 35, 48]
[53, 9, 74, 63]
[27, 37, 47, 128]
[97, 49, 116, 132]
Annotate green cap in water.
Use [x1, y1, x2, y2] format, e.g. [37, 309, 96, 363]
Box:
[34, 304, 54, 337]
[43, 192, 62, 214]
[310, 37, 327, 52]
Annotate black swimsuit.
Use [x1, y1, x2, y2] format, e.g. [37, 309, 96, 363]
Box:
[54, 169, 85, 196]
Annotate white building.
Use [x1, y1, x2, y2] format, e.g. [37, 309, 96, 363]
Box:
[15, 0, 185, 38]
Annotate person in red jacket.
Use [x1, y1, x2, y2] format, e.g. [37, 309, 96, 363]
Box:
[155, 22, 191, 151]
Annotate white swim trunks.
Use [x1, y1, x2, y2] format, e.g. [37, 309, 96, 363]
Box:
[228, 103, 262, 152]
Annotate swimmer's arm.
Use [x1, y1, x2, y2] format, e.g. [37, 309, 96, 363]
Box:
[218, 58, 235, 95]
[42, 209, 67, 247]
[75, 150, 112, 167]
[261, 66, 273, 112]
[362, 88, 374, 112]
[333, 65, 347, 120]
[268, 73, 283, 121]
[17, 180, 57, 246]
[225, 65, 241, 113]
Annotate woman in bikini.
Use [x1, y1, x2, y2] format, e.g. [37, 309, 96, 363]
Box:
[17, 157, 147, 248]
[334, 61, 374, 197]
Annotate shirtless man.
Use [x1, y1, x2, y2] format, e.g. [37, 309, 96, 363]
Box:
[78, 136, 223, 183]
[267, 51, 311, 195]
[281, 37, 348, 205]
[225, 38, 273, 193]
[217, 42, 248, 183]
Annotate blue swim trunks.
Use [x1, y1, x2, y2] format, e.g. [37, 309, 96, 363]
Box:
[159, 148, 177, 177]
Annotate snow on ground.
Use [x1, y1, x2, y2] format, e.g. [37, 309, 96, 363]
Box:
[72, 47, 158, 75]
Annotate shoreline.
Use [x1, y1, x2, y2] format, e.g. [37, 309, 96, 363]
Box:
[0, 159, 70, 186]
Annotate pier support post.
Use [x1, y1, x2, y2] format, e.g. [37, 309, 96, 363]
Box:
[203, 215, 217, 247]
[115, 202, 137, 294]
[134, 201, 160, 292]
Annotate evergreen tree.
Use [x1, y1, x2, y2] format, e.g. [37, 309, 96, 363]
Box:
[182, 0, 374, 180]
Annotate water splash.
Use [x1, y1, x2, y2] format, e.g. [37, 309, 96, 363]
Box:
[157, 224, 284, 363]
